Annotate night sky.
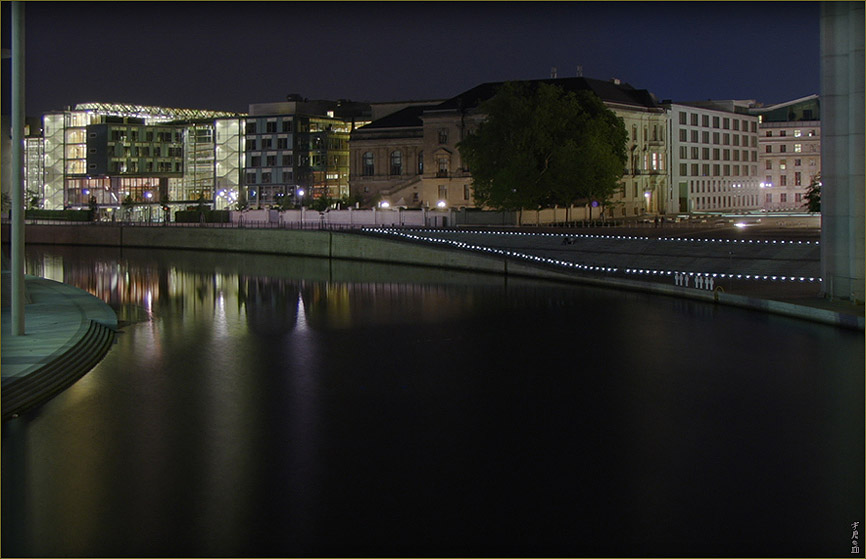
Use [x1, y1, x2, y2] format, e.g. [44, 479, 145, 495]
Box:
[2, 1, 820, 117]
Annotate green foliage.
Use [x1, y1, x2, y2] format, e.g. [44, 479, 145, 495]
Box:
[803, 173, 821, 212]
[25, 209, 92, 221]
[174, 210, 230, 223]
[308, 195, 334, 212]
[458, 82, 627, 210]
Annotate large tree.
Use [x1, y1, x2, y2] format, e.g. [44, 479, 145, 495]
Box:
[458, 81, 628, 210]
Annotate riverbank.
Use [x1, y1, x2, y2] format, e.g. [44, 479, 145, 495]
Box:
[2, 222, 862, 331]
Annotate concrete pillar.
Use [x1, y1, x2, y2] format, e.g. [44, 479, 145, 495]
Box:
[11, 1, 25, 335]
[820, 2, 865, 301]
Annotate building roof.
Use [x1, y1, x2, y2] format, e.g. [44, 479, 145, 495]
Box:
[67, 103, 245, 123]
[357, 104, 440, 129]
[750, 94, 820, 122]
[431, 77, 661, 112]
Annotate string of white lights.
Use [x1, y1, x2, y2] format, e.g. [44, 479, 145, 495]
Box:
[375, 228, 819, 246]
[361, 227, 822, 283]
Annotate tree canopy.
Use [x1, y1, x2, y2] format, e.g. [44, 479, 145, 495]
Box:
[457, 82, 628, 210]
[803, 173, 821, 212]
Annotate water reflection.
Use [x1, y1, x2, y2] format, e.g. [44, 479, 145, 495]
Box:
[3, 245, 863, 557]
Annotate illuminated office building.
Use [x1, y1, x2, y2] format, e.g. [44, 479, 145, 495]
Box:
[37, 103, 244, 213]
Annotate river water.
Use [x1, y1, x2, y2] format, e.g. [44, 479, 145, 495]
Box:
[2, 245, 863, 557]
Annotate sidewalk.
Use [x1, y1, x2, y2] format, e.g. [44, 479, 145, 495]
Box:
[1, 274, 118, 419]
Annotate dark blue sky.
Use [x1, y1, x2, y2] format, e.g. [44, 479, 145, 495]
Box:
[3, 1, 821, 117]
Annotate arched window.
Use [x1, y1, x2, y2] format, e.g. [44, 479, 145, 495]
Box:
[390, 150, 403, 175]
[363, 152, 374, 176]
[417, 151, 423, 174]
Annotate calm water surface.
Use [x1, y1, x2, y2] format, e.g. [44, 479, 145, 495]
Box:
[2, 245, 863, 557]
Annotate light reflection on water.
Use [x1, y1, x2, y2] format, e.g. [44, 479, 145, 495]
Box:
[2, 245, 863, 557]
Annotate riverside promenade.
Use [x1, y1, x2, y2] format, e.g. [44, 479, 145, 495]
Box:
[1, 254, 118, 420]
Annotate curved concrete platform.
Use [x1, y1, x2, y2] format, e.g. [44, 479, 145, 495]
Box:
[1, 276, 118, 421]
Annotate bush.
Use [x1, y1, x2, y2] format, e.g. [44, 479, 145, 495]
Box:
[25, 209, 93, 221]
[174, 210, 230, 223]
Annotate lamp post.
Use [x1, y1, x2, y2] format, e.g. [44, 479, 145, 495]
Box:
[11, 1, 26, 335]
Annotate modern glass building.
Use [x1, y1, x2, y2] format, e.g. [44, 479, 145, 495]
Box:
[35, 103, 244, 217]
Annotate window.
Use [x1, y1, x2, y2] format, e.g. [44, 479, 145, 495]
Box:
[266, 121, 277, 133]
[691, 163, 699, 175]
[779, 159, 787, 170]
[679, 112, 687, 125]
[702, 164, 710, 176]
[780, 193, 787, 203]
[766, 193, 773, 204]
[702, 115, 710, 127]
[794, 159, 801, 166]
[702, 131, 709, 144]
[794, 172, 802, 186]
[691, 130, 699, 143]
[464, 184, 470, 200]
[277, 138, 288, 149]
[246, 139, 256, 150]
[282, 155, 292, 166]
[765, 145, 772, 153]
[262, 172, 272, 184]
[713, 164, 720, 176]
[267, 155, 276, 166]
[418, 152, 424, 174]
[766, 160, 772, 170]
[733, 120, 739, 131]
[437, 158, 449, 177]
[795, 193, 803, 203]
[245, 172, 256, 184]
[679, 129, 688, 142]
[680, 146, 688, 158]
[702, 147, 710, 160]
[712, 116, 720, 128]
[713, 132, 720, 144]
[438, 129, 448, 144]
[794, 129, 802, 137]
[363, 152, 374, 176]
[245, 122, 257, 134]
[438, 185, 447, 199]
[723, 118, 730, 129]
[282, 120, 292, 133]
[722, 133, 730, 145]
[251, 156, 261, 167]
[733, 135, 739, 146]
[779, 130, 787, 137]
[680, 163, 688, 175]
[766, 131, 773, 137]
[390, 151, 403, 175]
[723, 149, 730, 161]
[780, 145, 787, 153]
[690, 113, 698, 126]
[780, 175, 787, 186]
[794, 143, 802, 153]
[691, 147, 699, 159]
[712, 148, 720, 160]
[261, 138, 272, 149]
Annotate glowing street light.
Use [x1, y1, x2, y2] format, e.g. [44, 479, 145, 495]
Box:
[436, 200, 447, 208]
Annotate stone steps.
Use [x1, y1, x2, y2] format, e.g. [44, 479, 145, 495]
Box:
[2, 320, 116, 420]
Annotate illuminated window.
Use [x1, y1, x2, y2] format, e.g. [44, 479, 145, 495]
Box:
[780, 159, 787, 170]
[418, 152, 423, 174]
[794, 144, 802, 153]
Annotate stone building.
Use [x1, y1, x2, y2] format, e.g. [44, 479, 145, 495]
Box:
[751, 95, 821, 212]
[663, 100, 761, 214]
[350, 77, 667, 217]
